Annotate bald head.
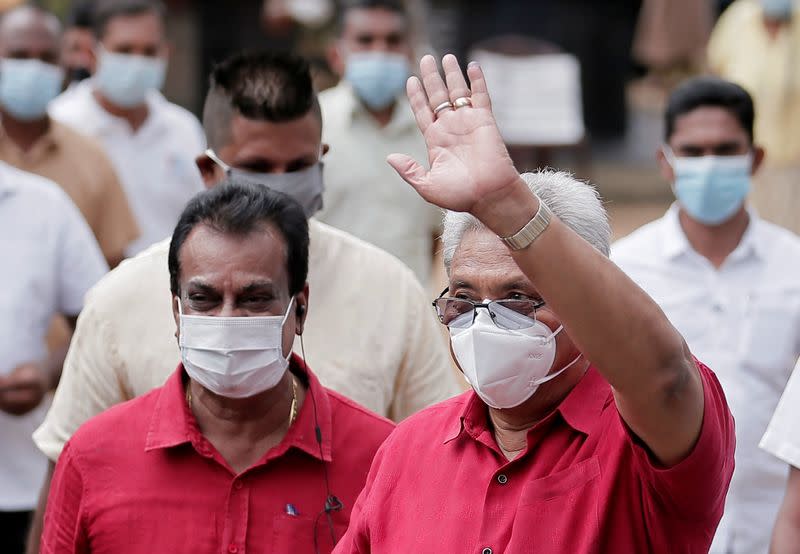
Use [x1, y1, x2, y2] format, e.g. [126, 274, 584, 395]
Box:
[0, 5, 61, 63]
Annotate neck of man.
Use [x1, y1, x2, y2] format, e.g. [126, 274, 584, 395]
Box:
[92, 88, 149, 131]
[189, 370, 305, 472]
[678, 205, 750, 269]
[1, 111, 50, 152]
[365, 101, 395, 128]
[488, 358, 589, 460]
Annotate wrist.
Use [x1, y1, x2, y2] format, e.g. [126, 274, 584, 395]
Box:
[471, 177, 541, 238]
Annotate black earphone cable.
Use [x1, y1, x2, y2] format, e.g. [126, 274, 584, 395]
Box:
[300, 333, 342, 553]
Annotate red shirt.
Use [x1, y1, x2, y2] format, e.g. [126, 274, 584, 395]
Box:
[334, 362, 735, 554]
[42, 356, 395, 554]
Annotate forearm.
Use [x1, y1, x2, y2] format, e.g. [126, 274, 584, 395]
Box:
[481, 181, 692, 388]
[771, 466, 800, 554]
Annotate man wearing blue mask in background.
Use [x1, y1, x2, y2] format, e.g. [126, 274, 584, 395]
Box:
[316, 0, 440, 283]
[613, 76, 800, 554]
[0, 4, 137, 268]
[49, 0, 205, 257]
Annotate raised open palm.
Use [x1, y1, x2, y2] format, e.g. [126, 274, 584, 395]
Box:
[387, 54, 522, 217]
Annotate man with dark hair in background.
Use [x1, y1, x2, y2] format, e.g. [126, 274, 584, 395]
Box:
[317, 0, 440, 282]
[0, 4, 137, 267]
[41, 181, 395, 554]
[61, 0, 95, 87]
[613, 76, 800, 554]
[49, 0, 205, 256]
[27, 50, 458, 553]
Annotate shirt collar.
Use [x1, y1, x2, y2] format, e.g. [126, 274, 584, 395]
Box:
[338, 81, 417, 134]
[444, 365, 610, 444]
[0, 161, 19, 196]
[661, 202, 764, 263]
[144, 353, 333, 462]
[79, 79, 169, 135]
[0, 118, 60, 161]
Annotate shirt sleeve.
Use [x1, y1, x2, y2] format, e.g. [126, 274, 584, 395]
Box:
[40, 441, 89, 554]
[93, 154, 139, 264]
[387, 270, 463, 421]
[761, 357, 800, 468]
[55, 195, 109, 316]
[627, 360, 735, 522]
[33, 292, 128, 461]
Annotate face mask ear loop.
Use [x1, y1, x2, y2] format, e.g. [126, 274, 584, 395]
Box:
[281, 297, 296, 327]
[532, 353, 584, 387]
[204, 148, 232, 173]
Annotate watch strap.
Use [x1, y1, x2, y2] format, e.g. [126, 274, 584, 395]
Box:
[500, 199, 552, 250]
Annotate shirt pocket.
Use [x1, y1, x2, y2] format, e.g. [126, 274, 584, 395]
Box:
[270, 513, 348, 554]
[508, 457, 601, 554]
[743, 290, 799, 380]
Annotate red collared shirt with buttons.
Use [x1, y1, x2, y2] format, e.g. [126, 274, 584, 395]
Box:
[41, 356, 395, 554]
[334, 361, 735, 554]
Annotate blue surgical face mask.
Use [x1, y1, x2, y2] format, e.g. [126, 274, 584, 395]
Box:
[93, 48, 166, 108]
[664, 146, 752, 225]
[0, 58, 64, 121]
[344, 51, 409, 110]
[761, 0, 794, 20]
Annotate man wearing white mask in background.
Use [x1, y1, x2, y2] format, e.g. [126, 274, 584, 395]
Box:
[613, 76, 800, 554]
[0, 4, 137, 268]
[50, 0, 205, 256]
[317, 0, 440, 282]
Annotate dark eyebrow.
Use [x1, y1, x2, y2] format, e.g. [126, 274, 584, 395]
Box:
[241, 281, 276, 294]
[186, 280, 217, 293]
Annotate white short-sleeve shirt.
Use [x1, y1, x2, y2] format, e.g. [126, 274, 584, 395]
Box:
[0, 162, 107, 510]
[49, 81, 206, 256]
[612, 204, 800, 554]
[761, 357, 800, 468]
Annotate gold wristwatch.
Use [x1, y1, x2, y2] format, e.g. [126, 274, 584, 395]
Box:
[500, 199, 552, 250]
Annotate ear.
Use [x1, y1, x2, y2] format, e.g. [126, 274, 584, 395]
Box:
[656, 147, 675, 184]
[327, 42, 346, 78]
[195, 153, 224, 190]
[87, 46, 98, 73]
[294, 283, 310, 336]
[172, 295, 181, 340]
[751, 145, 766, 175]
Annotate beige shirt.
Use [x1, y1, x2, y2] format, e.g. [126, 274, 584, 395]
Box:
[708, 0, 800, 165]
[34, 219, 459, 461]
[317, 82, 441, 282]
[0, 119, 138, 263]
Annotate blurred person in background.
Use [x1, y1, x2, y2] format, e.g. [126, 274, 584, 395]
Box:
[0, 162, 107, 554]
[41, 181, 395, 554]
[0, 4, 137, 267]
[26, 50, 458, 554]
[613, 76, 800, 554]
[317, 0, 440, 282]
[761, 358, 800, 553]
[61, 0, 96, 88]
[50, 0, 205, 256]
[708, 0, 800, 234]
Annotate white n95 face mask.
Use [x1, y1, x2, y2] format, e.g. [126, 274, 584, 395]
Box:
[178, 298, 294, 398]
[449, 306, 581, 409]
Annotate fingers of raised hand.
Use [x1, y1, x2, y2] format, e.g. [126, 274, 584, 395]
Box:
[419, 55, 451, 113]
[442, 54, 471, 105]
[466, 62, 491, 109]
[407, 76, 434, 134]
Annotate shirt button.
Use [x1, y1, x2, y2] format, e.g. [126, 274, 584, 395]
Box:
[482, 548, 493, 554]
[227, 545, 238, 553]
[496, 474, 508, 484]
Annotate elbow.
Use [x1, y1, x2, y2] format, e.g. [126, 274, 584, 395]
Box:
[654, 332, 697, 401]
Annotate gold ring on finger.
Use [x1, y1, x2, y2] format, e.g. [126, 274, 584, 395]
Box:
[433, 101, 454, 117]
[453, 96, 473, 109]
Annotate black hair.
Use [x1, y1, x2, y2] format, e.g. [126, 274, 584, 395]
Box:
[168, 180, 309, 298]
[665, 76, 755, 142]
[66, 0, 95, 29]
[335, 0, 408, 35]
[91, 0, 166, 39]
[202, 50, 322, 151]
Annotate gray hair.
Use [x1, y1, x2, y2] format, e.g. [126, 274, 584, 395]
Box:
[441, 170, 611, 272]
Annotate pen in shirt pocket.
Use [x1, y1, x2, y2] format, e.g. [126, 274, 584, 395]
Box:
[285, 503, 299, 516]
